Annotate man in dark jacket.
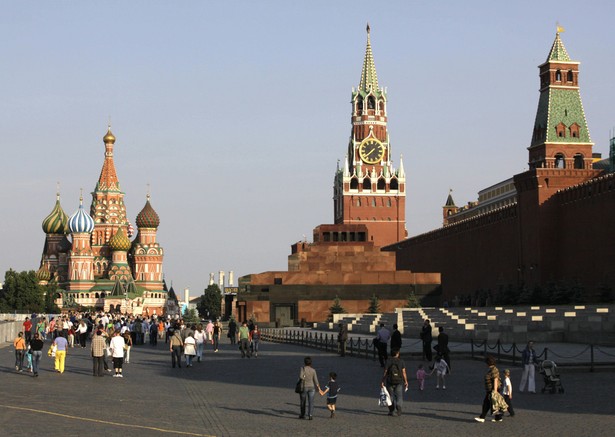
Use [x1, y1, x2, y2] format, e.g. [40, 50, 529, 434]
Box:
[338, 323, 348, 357]
[390, 324, 402, 354]
[420, 319, 433, 361]
[437, 326, 450, 370]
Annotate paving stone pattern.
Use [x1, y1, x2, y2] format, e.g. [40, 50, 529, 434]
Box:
[1, 338, 613, 436]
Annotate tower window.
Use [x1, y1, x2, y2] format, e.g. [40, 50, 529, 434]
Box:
[363, 178, 371, 190]
[554, 153, 566, 169]
[556, 122, 566, 138]
[350, 177, 359, 190]
[368, 96, 375, 109]
[377, 177, 386, 190]
[555, 70, 562, 82]
[567, 70, 573, 82]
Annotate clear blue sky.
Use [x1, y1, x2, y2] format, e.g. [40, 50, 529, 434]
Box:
[2, 1, 614, 295]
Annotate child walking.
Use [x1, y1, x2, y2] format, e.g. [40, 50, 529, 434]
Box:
[502, 369, 515, 416]
[319, 372, 340, 418]
[430, 355, 450, 389]
[416, 364, 427, 391]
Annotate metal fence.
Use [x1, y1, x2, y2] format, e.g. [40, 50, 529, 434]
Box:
[261, 328, 615, 372]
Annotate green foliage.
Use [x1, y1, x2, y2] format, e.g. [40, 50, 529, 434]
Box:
[197, 284, 222, 320]
[329, 295, 345, 320]
[405, 291, 421, 308]
[182, 307, 199, 323]
[0, 269, 45, 313]
[367, 293, 380, 313]
[44, 283, 61, 313]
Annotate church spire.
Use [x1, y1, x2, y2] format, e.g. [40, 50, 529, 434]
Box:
[547, 29, 571, 62]
[358, 23, 379, 93]
[96, 125, 120, 192]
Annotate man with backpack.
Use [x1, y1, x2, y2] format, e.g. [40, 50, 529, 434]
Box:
[381, 349, 408, 416]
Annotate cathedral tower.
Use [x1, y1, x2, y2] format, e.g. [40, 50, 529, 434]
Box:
[333, 25, 407, 247]
[132, 194, 164, 288]
[66, 195, 95, 290]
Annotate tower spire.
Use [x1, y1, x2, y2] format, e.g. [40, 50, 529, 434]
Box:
[359, 23, 379, 93]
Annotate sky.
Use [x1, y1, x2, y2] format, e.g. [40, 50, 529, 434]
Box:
[2, 1, 615, 295]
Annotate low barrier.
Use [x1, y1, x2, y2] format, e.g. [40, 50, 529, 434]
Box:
[262, 328, 378, 360]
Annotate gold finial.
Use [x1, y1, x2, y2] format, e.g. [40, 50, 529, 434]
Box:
[79, 188, 83, 203]
[56, 181, 61, 199]
[556, 22, 565, 34]
[146, 183, 151, 201]
[366, 22, 370, 34]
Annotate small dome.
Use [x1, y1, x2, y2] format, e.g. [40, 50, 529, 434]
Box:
[109, 227, 131, 252]
[136, 195, 160, 229]
[103, 126, 116, 144]
[42, 194, 69, 234]
[36, 264, 51, 282]
[68, 197, 95, 233]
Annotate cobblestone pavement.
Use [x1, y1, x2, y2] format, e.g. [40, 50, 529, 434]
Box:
[1, 338, 613, 436]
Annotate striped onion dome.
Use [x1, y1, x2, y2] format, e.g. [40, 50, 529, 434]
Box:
[108, 227, 131, 252]
[42, 194, 69, 234]
[136, 194, 160, 229]
[36, 264, 51, 281]
[68, 196, 95, 233]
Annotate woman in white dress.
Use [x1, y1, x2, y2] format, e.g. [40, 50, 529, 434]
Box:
[184, 332, 197, 367]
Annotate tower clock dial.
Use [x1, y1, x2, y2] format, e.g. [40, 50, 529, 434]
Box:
[359, 138, 384, 164]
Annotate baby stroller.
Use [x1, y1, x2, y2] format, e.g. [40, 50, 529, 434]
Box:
[539, 360, 564, 394]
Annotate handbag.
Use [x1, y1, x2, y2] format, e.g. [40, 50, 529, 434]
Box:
[295, 367, 305, 394]
[379, 386, 392, 407]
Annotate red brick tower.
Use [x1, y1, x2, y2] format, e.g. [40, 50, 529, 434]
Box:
[333, 24, 407, 247]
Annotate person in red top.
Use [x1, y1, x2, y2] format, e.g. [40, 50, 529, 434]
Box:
[23, 317, 33, 344]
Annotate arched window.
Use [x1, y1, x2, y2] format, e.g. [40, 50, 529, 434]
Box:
[357, 98, 363, 114]
[555, 70, 562, 81]
[377, 177, 386, 190]
[350, 177, 359, 190]
[574, 153, 584, 169]
[363, 178, 371, 190]
[390, 178, 399, 190]
[554, 153, 566, 169]
[567, 70, 573, 82]
[367, 96, 375, 109]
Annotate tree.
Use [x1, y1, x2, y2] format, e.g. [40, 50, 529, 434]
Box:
[367, 293, 380, 313]
[328, 295, 345, 321]
[183, 307, 199, 323]
[44, 282, 61, 314]
[197, 284, 222, 320]
[0, 269, 45, 313]
[405, 291, 421, 308]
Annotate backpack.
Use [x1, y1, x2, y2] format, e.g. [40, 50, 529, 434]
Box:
[388, 360, 403, 385]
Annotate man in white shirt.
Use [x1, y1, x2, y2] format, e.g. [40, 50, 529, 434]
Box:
[375, 323, 391, 367]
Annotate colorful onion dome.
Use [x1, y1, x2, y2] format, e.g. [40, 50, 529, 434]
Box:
[42, 193, 69, 234]
[68, 196, 95, 233]
[109, 227, 131, 251]
[103, 126, 116, 144]
[136, 194, 160, 229]
[36, 264, 51, 282]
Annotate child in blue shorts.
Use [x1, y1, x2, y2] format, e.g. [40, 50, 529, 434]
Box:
[319, 372, 340, 418]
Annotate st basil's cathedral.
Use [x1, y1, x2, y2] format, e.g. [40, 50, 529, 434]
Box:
[36, 127, 170, 315]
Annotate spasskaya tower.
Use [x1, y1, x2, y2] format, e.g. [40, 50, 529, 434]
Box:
[333, 24, 407, 247]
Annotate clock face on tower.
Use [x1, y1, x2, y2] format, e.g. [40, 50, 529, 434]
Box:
[359, 138, 384, 164]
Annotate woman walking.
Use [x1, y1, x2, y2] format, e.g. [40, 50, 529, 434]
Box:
[30, 333, 44, 377]
[110, 330, 126, 378]
[184, 332, 197, 367]
[194, 324, 206, 362]
[475, 355, 503, 422]
[298, 356, 321, 420]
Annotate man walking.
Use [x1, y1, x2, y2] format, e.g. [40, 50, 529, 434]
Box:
[390, 324, 402, 355]
[238, 321, 251, 358]
[436, 326, 451, 370]
[375, 323, 390, 367]
[338, 323, 348, 357]
[381, 349, 408, 416]
[91, 329, 106, 376]
[420, 319, 433, 361]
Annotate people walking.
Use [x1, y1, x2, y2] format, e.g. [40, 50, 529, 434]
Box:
[436, 326, 451, 370]
[416, 364, 427, 391]
[502, 369, 515, 416]
[123, 332, 133, 363]
[238, 321, 251, 358]
[110, 330, 126, 377]
[14, 332, 27, 372]
[375, 323, 390, 367]
[420, 319, 433, 361]
[338, 323, 348, 357]
[381, 349, 408, 416]
[250, 324, 261, 357]
[519, 341, 539, 393]
[430, 355, 451, 389]
[169, 327, 184, 368]
[194, 324, 206, 362]
[298, 356, 321, 420]
[184, 332, 196, 367]
[228, 318, 237, 345]
[30, 333, 44, 377]
[91, 329, 106, 377]
[53, 332, 68, 374]
[390, 324, 402, 354]
[319, 372, 340, 418]
[213, 321, 221, 352]
[475, 355, 503, 423]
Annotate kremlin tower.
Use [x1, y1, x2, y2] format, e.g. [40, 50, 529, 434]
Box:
[38, 127, 166, 315]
